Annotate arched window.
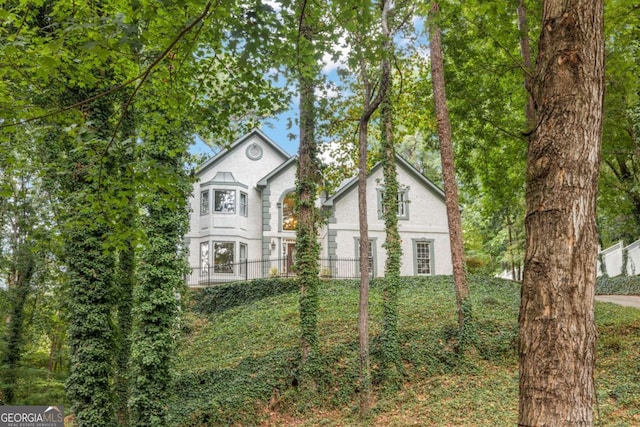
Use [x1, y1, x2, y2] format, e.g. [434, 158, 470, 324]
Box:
[282, 192, 298, 231]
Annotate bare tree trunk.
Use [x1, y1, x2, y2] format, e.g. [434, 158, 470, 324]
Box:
[428, 2, 470, 340]
[357, 117, 372, 416]
[507, 215, 517, 281]
[518, 1, 604, 425]
[356, 0, 391, 415]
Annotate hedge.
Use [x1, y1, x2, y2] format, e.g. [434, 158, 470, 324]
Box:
[191, 278, 299, 315]
[596, 275, 640, 295]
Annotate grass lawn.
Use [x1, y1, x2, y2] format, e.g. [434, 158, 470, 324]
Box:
[171, 276, 640, 426]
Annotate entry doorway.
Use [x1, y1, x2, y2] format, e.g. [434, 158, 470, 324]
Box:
[282, 239, 296, 276]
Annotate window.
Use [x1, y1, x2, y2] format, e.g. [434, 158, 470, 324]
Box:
[282, 192, 297, 231]
[214, 190, 235, 213]
[356, 238, 375, 276]
[213, 242, 234, 273]
[240, 192, 248, 217]
[200, 190, 209, 215]
[239, 243, 248, 277]
[200, 242, 210, 276]
[378, 189, 409, 219]
[246, 143, 263, 160]
[414, 240, 433, 275]
[397, 191, 407, 217]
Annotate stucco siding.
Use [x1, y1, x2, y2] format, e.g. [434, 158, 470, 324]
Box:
[186, 132, 290, 269]
[186, 130, 453, 282]
[327, 163, 452, 276]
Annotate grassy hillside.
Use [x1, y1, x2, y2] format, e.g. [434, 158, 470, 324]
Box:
[171, 276, 640, 426]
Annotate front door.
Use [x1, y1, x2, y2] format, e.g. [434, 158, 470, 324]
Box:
[283, 240, 296, 276]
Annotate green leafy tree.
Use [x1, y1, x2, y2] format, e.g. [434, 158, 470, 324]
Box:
[0, 134, 38, 403]
[291, 0, 323, 388]
[428, 2, 471, 349]
[435, 1, 530, 278]
[349, 0, 392, 416]
[113, 92, 138, 426]
[379, 85, 405, 387]
[127, 111, 192, 427]
[378, 6, 405, 389]
[598, 0, 640, 246]
[58, 87, 119, 427]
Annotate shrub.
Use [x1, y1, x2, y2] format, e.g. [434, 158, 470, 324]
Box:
[191, 278, 298, 315]
[596, 275, 640, 295]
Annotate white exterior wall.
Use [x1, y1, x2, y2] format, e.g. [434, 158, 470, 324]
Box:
[262, 163, 298, 260]
[186, 133, 289, 269]
[328, 164, 452, 276]
[598, 241, 624, 277]
[597, 239, 640, 277]
[185, 130, 454, 284]
[627, 240, 640, 276]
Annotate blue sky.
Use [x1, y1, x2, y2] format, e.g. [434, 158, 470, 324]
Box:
[188, 108, 299, 158]
[188, 13, 426, 160]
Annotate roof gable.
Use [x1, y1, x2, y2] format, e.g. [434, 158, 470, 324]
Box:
[196, 129, 290, 176]
[257, 156, 298, 188]
[323, 154, 445, 207]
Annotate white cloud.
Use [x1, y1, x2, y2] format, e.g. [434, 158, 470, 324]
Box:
[321, 34, 350, 74]
[263, 0, 281, 12]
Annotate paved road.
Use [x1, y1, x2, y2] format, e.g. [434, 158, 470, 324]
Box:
[595, 295, 640, 309]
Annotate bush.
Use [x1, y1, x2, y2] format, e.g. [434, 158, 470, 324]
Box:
[169, 349, 299, 426]
[596, 275, 640, 295]
[191, 278, 299, 315]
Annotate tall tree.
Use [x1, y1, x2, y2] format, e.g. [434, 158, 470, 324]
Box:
[428, 2, 471, 346]
[597, 0, 640, 246]
[518, 0, 604, 425]
[1, 0, 287, 419]
[293, 0, 322, 388]
[61, 89, 119, 427]
[517, 0, 536, 132]
[427, 1, 530, 278]
[113, 93, 137, 426]
[0, 138, 38, 403]
[379, 23, 403, 389]
[127, 112, 192, 427]
[351, 0, 392, 416]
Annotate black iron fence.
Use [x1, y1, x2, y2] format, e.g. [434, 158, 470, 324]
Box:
[185, 257, 362, 287]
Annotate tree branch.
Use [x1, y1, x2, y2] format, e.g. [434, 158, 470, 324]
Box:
[1, 2, 212, 130]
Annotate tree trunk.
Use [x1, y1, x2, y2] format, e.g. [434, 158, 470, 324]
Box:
[115, 91, 136, 427]
[2, 245, 35, 404]
[355, 0, 391, 415]
[518, 1, 604, 425]
[63, 89, 118, 427]
[295, 0, 321, 386]
[428, 2, 470, 342]
[297, 70, 320, 372]
[357, 117, 372, 416]
[517, 0, 536, 131]
[128, 123, 192, 427]
[507, 215, 517, 281]
[380, 79, 404, 387]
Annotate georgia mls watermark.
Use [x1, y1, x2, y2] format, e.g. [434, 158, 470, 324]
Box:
[0, 406, 64, 427]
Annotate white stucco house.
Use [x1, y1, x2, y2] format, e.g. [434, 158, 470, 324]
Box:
[186, 129, 453, 285]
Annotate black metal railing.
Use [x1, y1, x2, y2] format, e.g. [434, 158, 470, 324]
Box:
[185, 257, 362, 287]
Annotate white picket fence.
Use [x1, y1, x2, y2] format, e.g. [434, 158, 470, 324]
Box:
[598, 238, 640, 277]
